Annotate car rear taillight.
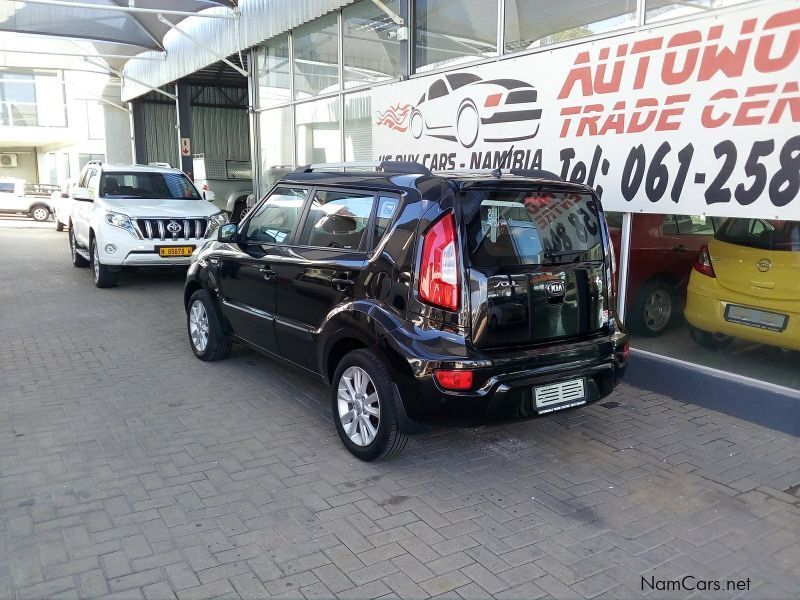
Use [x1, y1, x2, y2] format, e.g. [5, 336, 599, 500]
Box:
[419, 212, 460, 311]
[434, 370, 473, 391]
[693, 242, 716, 278]
[484, 93, 502, 108]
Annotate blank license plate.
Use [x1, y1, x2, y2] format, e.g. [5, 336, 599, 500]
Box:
[534, 378, 586, 414]
[158, 246, 194, 257]
[724, 304, 787, 332]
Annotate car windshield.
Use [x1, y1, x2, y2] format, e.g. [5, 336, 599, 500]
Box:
[716, 218, 800, 252]
[463, 187, 604, 266]
[100, 171, 201, 200]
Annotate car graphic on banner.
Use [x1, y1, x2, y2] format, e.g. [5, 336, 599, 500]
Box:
[376, 73, 542, 148]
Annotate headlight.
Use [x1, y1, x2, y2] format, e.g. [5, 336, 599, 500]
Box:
[205, 211, 229, 238]
[105, 211, 140, 239]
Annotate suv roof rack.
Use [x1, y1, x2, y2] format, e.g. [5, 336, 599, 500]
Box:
[432, 168, 564, 181]
[293, 160, 432, 176]
[508, 168, 562, 181]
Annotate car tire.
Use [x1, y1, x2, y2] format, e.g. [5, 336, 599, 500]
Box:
[332, 349, 408, 462]
[232, 201, 248, 223]
[91, 237, 119, 289]
[30, 205, 50, 222]
[69, 228, 89, 268]
[629, 280, 675, 337]
[410, 110, 423, 139]
[456, 100, 480, 148]
[55, 219, 64, 232]
[688, 324, 733, 350]
[187, 289, 232, 361]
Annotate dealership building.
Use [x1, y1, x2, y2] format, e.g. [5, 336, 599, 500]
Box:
[8, 0, 799, 419]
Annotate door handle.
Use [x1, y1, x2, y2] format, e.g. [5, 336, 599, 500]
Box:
[673, 245, 688, 253]
[259, 266, 275, 281]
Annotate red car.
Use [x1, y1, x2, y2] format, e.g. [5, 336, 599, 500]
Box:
[608, 214, 719, 336]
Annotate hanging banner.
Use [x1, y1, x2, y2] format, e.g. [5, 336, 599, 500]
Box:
[372, 2, 800, 220]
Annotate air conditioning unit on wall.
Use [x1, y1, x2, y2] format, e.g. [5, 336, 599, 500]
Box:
[0, 153, 18, 167]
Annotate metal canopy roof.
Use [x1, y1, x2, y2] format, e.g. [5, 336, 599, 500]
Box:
[121, 0, 357, 101]
[0, 0, 235, 70]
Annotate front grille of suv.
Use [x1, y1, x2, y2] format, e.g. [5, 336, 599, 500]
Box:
[136, 218, 208, 240]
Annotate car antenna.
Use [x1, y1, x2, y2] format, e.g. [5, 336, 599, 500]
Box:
[491, 168, 502, 178]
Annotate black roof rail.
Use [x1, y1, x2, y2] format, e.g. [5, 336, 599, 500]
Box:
[292, 161, 432, 176]
[508, 169, 563, 181]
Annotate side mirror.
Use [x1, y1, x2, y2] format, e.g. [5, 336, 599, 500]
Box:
[72, 187, 92, 202]
[218, 223, 238, 243]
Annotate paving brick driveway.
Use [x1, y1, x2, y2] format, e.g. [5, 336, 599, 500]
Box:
[1, 218, 799, 600]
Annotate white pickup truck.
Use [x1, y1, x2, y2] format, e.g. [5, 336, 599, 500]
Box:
[0, 179, 55, 222]
[192, 154, 254, 221]
[68, 163, 228, 288]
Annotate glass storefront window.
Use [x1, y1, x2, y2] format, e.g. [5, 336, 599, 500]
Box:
[504, 0, 637, 53]
[414, 0, 498, 73]
[344, 91, 373, 161]
[258, 106, 294, 195]
[620, 214, 800, 391]
[343, 0, 402, 89]
[0, 70, 66, 127]
[257, 35, 291, 108]
[645, 0, 755, 24]
[295, 97, 341, 165]
[293, 13, 339, 99]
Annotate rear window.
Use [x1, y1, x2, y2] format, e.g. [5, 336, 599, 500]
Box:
[463, 188, 604, 266]
[0, 182, 16, 194]
[716, 218, 800, 252]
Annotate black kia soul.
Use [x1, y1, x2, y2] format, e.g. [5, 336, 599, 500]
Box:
[184, 161, 629, 461]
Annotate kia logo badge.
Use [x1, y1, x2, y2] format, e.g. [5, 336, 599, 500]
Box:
[545, 280, 565, 297]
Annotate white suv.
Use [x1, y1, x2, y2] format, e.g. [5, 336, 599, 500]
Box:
[68, 163, 227, 288]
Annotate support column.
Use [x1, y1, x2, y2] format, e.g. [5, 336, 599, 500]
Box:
[130, 100, 148, 164]
[175, 81, 193, 177]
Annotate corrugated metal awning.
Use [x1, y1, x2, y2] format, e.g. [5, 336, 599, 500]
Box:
[121, 0, 357, 101]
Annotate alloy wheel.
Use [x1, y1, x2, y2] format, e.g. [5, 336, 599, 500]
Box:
[189, 299, 210, 352]
[33, 207, 49, 221]
[643, 289, 671, 332]
[337, 366, 380, 447]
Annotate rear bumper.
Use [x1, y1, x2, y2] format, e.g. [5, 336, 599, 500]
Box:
[685, 275, 800, 351]
[380, 326, 628, 426]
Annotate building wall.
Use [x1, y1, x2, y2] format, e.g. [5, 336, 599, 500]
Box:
[0, 147, 37, 183]
[133, 85, 250, 168]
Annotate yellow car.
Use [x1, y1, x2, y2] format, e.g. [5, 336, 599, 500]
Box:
[685, 218, 800, 351]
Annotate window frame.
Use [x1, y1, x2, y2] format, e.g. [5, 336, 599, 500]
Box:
[291, 185, 381, 253]
[240, 185, 311, 247]
[372, 192, 402, 250]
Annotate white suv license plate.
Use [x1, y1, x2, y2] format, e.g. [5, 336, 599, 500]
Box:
[534, 378, 587, 414]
